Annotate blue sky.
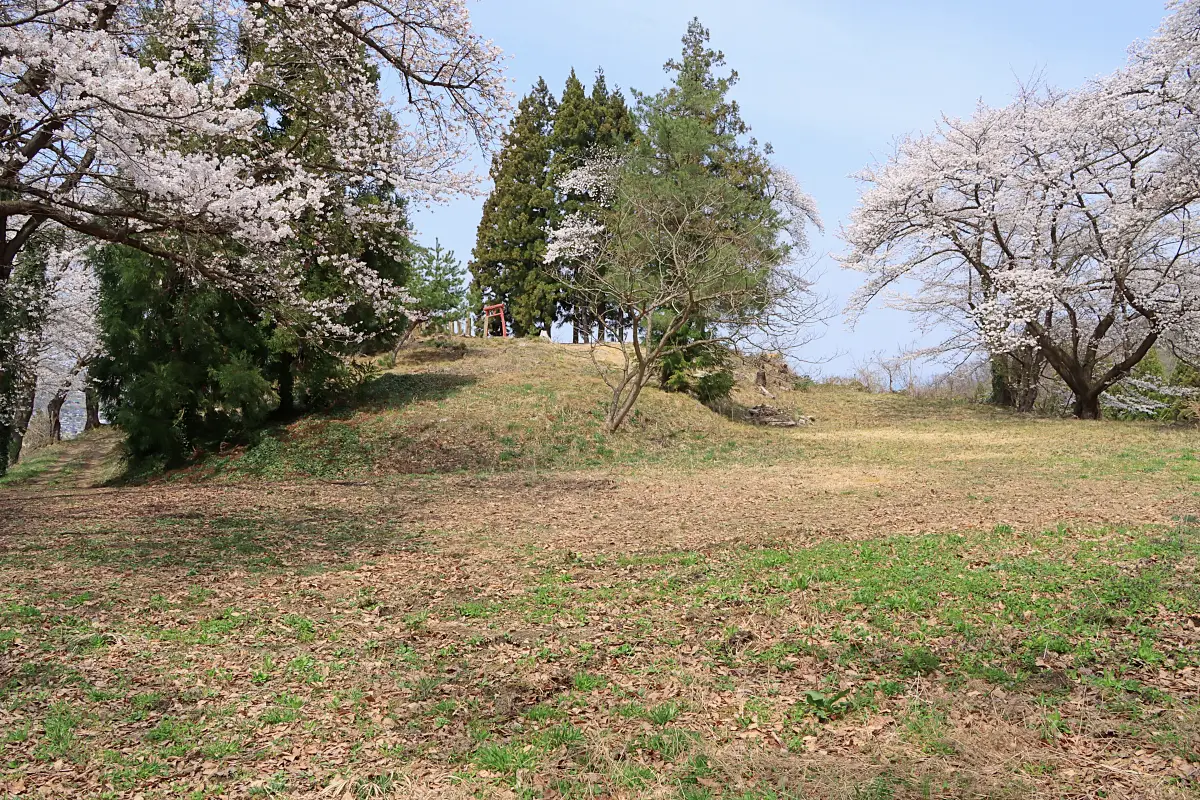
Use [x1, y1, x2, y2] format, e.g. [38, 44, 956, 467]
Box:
[411, 0, 1168, 373]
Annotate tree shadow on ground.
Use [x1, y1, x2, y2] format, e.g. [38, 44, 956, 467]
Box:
[352, 371, 476, 412]
[6, 508, 422, 576]
[191, 373, 479, 479]
[393, 339, 470, 366]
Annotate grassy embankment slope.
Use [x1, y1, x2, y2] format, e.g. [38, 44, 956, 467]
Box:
[1, 336, 1198, 799]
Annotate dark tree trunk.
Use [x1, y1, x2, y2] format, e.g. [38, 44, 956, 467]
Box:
[1073, 393, 1102, 420]
[10, 385, 35, 460]
[575, 309, 590, 344]
[0, 422, 11, 476]
[990, 358, 1015, 408]
[991, 351, 1042, 413]
[84, 387, 101, 431]
[47, 390, 67, 442]
[277, 351, 295, 417]
[1015, 385, 1039, 414]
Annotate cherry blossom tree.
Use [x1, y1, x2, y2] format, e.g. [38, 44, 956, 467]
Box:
[35, 251, 100, 443]
[842, 2, 1200, 420]
[0, 237, 100, 458]
[0, 0, 508, 468]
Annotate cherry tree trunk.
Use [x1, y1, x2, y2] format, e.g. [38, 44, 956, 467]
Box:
[990, 359, 1015, 408]
[10, 386, 36, 459]
[85, 388, 101, 431]
[1015, 385, 1039, 414]
[47, 391, 68, 442]
[1073, 393, 1103, 420]
[0, 424, 10, 476]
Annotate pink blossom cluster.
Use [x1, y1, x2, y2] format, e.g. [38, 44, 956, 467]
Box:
[1, 0, 509, 352]
[842, 0, 1200, 376]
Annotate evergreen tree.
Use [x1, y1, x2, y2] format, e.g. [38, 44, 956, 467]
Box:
[590, 69, 638, 153]
[469, 69, 637, 342]
[410, 242, 468, 328]
[545, 19, 813, 431]
[647, 19, 775, 400]
[653, 19, 772, 202]
[585, 70, 639, 340]
[389, 241, 468, 363]
[469, 79, 557, 336]
[550, 69, 636, 341]
[93, 246, 276, 467]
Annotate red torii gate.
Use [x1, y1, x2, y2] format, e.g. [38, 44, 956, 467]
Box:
[482, 303, 509, 338]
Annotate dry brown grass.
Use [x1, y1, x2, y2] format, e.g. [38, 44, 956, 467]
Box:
[0, 338, 1197, 799]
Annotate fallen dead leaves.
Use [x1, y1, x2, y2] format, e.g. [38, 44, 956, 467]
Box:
[1, 359, 1199, 798]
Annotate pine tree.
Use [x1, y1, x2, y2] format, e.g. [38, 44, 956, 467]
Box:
[547, 21, 809, 432]
[653, 19, 771, 192]
[469, 79, 557, 337]
[410, 241, 468, 328]
[646, 19, 777, 401]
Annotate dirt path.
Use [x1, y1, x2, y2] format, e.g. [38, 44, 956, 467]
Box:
[0, 428, 122, 499]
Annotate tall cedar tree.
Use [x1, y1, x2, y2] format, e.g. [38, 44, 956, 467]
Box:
[471, 72, 635, 338]
[550, 70, 636, 341]
[470, 79, 557, 336]
[649, 20, 774, 398]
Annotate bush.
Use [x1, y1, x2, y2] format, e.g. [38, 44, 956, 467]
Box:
[657, 317, 735, 407]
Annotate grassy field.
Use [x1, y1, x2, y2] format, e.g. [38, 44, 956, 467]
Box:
[1, 338, 1198, 799]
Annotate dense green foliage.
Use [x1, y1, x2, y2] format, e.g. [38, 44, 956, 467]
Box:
[92, 246, 384, 468]
[552, 70, 638, 342]
[657, 317, 735, 407]
[635, 21, 782, 408]
[93, 247, 276, 466]
[469, 79, 558, 337]
[470, 71, 635, 339]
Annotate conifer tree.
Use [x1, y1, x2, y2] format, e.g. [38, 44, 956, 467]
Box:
[470, 70, 637, 341]
[591, 69, 638, 153]
[469, 79, 557, 336]
[550, 69, 636, 341]
[587, 70, 638, 339]
[647, 19, 777, 397]
[542, 19, 821, 432]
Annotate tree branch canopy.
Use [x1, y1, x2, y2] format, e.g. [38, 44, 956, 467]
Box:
[840, 0, 1200, 418]
[0, 0, 509, 311]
